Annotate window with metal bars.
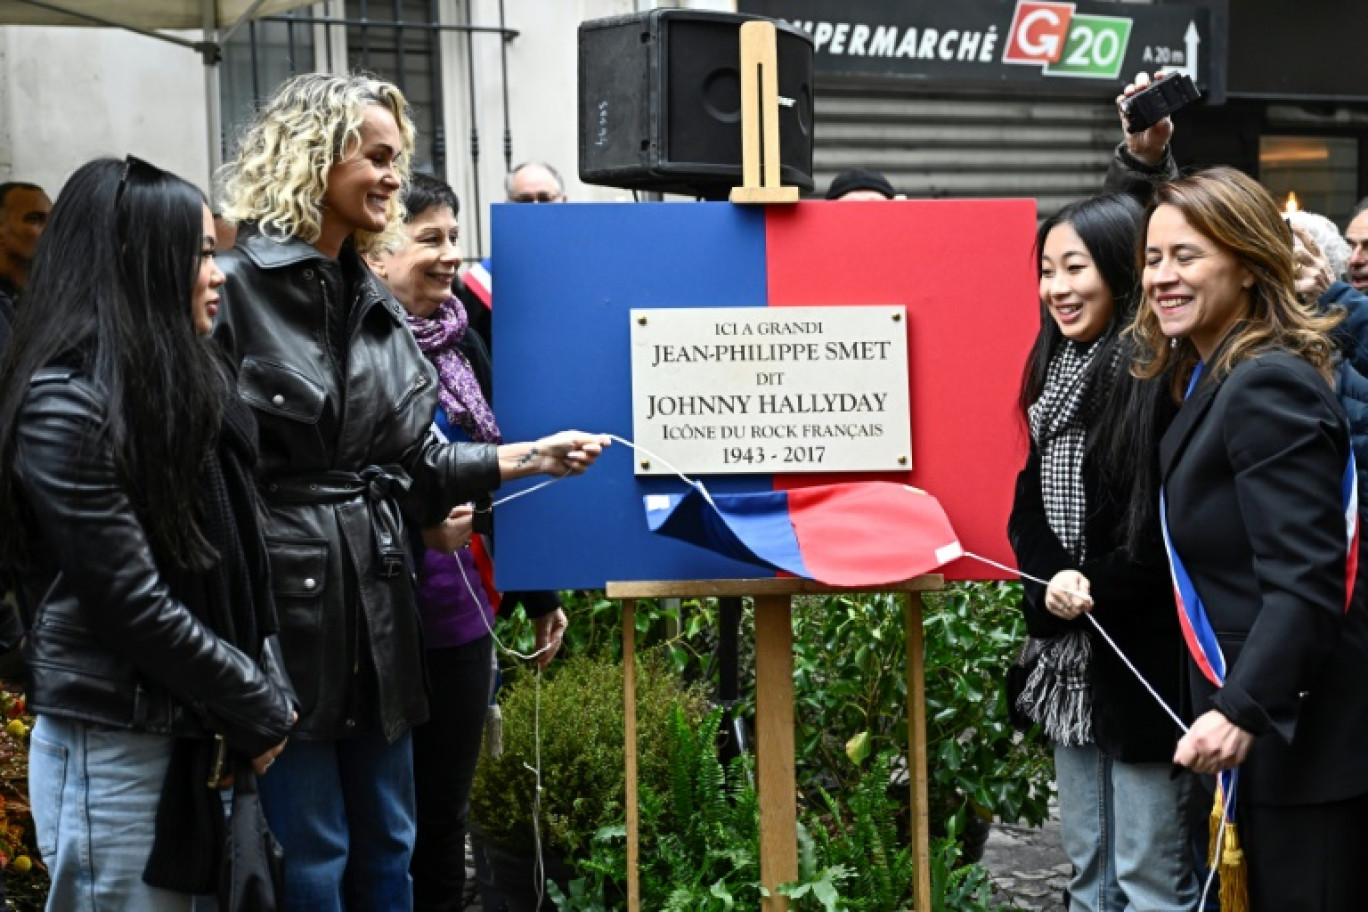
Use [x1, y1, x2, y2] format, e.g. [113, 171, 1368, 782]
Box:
[219, 2, 448, 175]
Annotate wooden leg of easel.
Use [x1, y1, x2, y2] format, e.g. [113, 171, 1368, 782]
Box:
[755, 594, 796, 912]
[904, 594, 932, 911]
[624, 599, 640, 912]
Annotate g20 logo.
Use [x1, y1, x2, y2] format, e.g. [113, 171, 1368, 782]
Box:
[1003, 1, 1132, 79]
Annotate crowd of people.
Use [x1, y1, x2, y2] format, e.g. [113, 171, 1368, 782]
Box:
[1, 61, 1367, 912]
[0, 73, 605, 912]
[1008, 71, 1368, 912]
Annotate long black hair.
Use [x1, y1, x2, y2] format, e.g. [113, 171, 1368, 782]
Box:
[1018, 193, 1164, 551]
[0, 156, 226, 570]
[1019, 193, 1144, 417]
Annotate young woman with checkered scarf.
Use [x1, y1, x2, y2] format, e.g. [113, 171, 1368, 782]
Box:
[1007, 193, 1196, 912]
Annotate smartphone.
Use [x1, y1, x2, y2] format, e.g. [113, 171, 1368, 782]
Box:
[1120, 72, 1201, 134]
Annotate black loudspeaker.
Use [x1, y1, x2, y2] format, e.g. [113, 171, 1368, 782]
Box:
[578, 10, 815, 198]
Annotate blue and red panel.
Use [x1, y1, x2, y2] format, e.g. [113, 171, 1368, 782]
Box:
[490, 199, 1037, 590]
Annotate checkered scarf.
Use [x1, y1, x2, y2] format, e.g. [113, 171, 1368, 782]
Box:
[1027, 339, 1106, 563]
[1017, 338, 1115, 747]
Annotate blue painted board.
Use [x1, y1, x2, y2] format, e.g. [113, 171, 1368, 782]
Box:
[490, 202, 774, 590]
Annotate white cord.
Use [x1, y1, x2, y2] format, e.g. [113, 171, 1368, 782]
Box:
[961, 551, 1190, 733]
[452, 551, 551, 905]
[1199, 819, 1222, 911]
[491, 473, 567, 508]
[528, 669, 545, 912]
[491, 433, 710, 510]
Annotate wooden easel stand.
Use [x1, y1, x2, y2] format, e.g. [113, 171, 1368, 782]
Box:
[608, 576, 943, 912]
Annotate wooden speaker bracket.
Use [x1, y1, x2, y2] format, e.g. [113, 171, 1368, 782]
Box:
[730, 20, 801, 205]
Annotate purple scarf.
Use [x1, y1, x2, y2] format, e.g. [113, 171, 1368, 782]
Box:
[406, 297, 501, 443]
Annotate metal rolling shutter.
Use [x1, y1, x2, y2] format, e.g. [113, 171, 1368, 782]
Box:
[814, 83, 1122, 217]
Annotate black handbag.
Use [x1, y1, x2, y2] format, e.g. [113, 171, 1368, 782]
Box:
[219, 761, 285, 912]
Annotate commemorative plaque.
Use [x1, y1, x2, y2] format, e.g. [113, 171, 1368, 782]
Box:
[630, 305, 911, 475]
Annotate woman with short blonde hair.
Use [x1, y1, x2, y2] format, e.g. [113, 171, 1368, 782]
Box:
[220, 73, 413, 256]
[213, 72, 607, 910]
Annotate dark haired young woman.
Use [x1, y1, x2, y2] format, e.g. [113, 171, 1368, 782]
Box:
[1008, 193, 1196, 911]
[0, 157, 294, 911]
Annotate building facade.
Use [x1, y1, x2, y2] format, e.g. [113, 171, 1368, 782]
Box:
[0, 0, 730, 258]
[3, 0, 1365, 243]
[741, 0, 1367, 224]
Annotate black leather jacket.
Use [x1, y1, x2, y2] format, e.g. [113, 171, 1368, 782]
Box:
[213, 231, 501, 741]
[14, 369, 294, 758]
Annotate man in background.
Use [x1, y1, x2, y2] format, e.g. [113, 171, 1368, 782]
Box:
[1345, 198, 1368, 293]
[0, 181, 52, 349]
[825, 169, 896, 201]
[504, 160, 568, 204]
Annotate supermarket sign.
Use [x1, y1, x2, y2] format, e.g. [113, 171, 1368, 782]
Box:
[1003, 2, 1132, 79]
[739, 0, 1213, 96]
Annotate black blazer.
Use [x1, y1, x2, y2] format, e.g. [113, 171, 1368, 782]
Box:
[1008, 412, 1184, 763]
[1162, 350, 1368, 805]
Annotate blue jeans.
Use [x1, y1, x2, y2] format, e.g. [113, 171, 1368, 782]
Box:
[29, 715, 195, 912]
[257, 732, 416, 912]
[1055, 744, 1197, 912]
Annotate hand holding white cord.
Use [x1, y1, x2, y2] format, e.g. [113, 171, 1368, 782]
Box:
[1044, 569, 1093, 619]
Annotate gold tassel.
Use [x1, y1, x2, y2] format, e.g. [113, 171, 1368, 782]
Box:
[1207, 788, 1223, 868]
[1218, 822, 1249, 912]
[1206, 788, 1249, 912]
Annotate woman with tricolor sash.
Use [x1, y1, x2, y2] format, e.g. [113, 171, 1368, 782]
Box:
[1009, 193, 1196, 912]
[1131, 166, 1368, 910]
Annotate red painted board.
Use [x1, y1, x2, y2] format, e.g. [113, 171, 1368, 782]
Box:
[765, 199, 1039, 580]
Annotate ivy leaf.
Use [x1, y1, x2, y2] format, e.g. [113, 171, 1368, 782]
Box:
[845, 730, 872, 766]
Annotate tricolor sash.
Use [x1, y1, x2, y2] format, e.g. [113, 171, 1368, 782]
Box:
[1162, 362, 1359, 689]
[1159, 361, 1359, 859]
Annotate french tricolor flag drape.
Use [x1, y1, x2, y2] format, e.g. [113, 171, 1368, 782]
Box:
[645, 481, 963, 587]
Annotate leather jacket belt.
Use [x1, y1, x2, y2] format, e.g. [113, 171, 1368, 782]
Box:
[267, 466, 413, 578]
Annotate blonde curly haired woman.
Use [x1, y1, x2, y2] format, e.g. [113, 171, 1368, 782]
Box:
[214, 73, 607, 911]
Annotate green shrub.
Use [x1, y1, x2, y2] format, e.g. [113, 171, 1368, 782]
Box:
[785, 584, 1053, 835]
[468, 651, 707, 858]
[554, 716, 1011, 911]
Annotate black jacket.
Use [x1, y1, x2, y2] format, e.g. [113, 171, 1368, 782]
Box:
[13, 369, 293, 758]
[1162, 351, 1368, 805]
[213, 231, 501, 741]
[1008, 417, 1185, 763]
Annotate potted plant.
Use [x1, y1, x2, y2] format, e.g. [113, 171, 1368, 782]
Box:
[468, 652, 707, 912]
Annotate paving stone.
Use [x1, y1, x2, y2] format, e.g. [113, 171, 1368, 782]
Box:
[981, 786, 1069, 910]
